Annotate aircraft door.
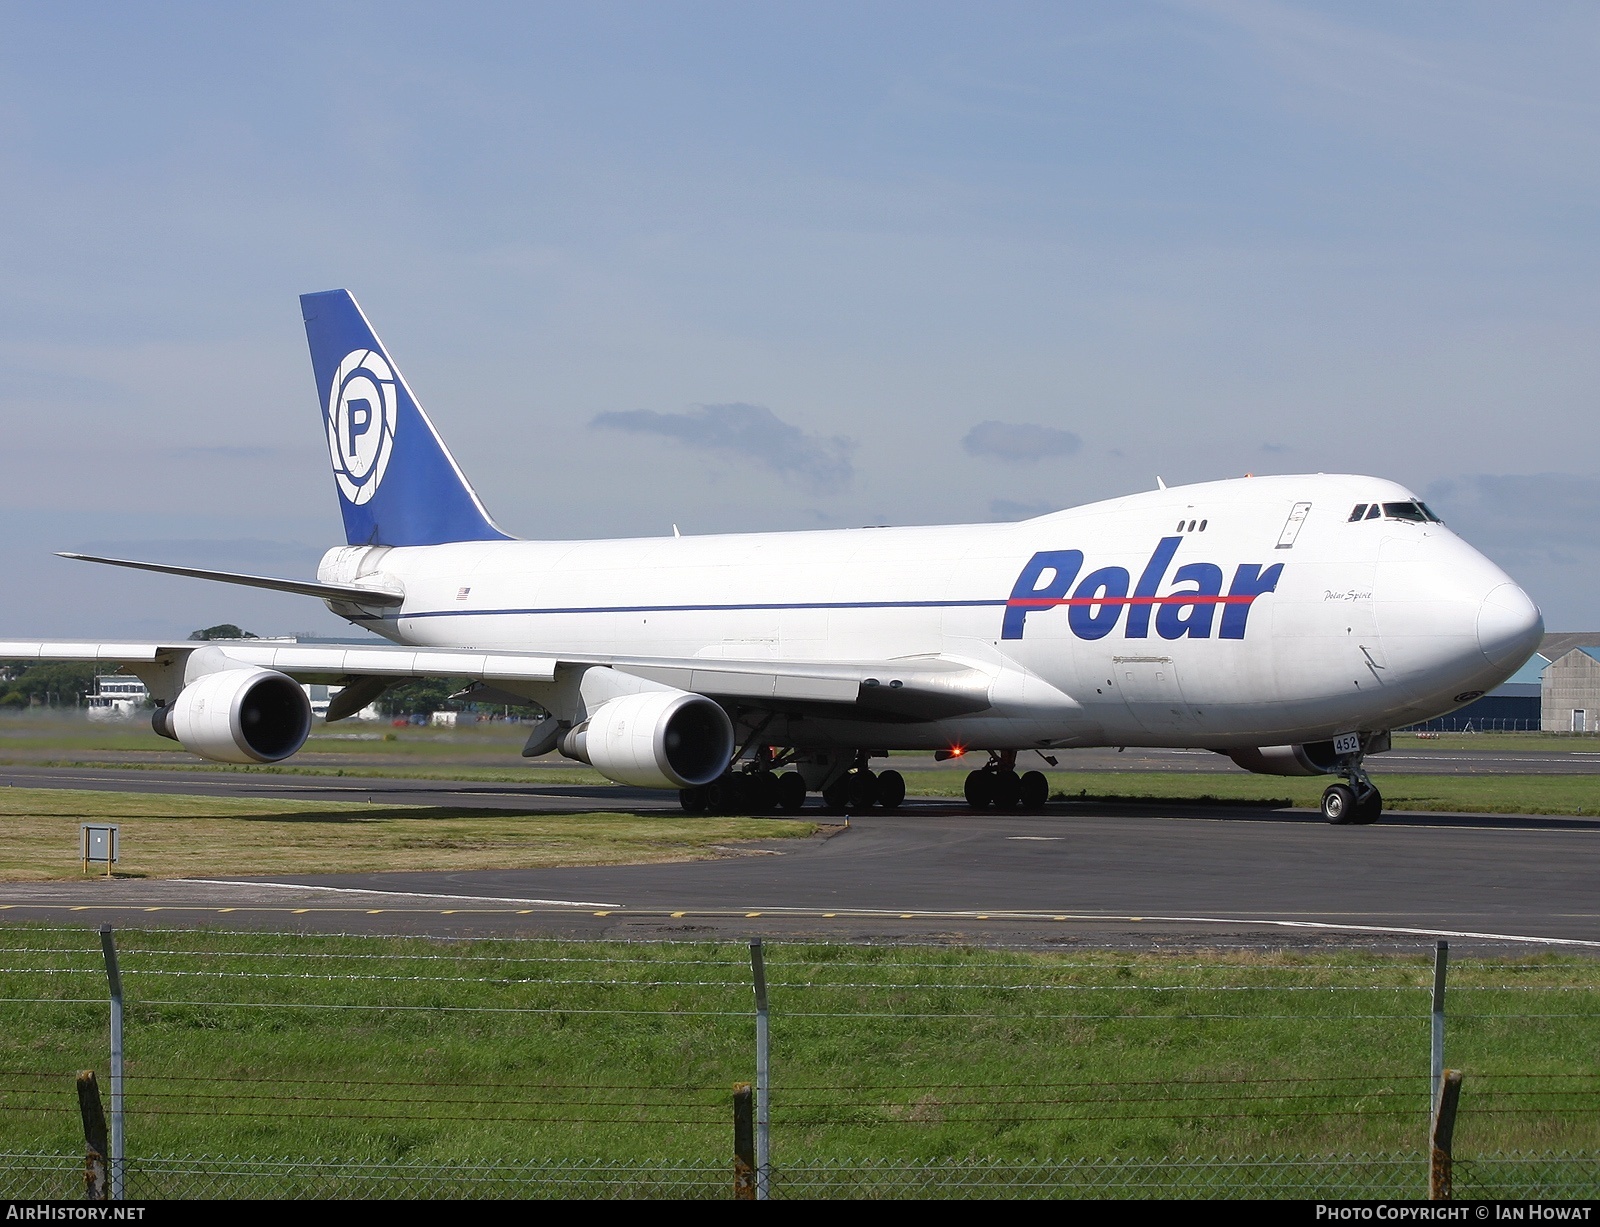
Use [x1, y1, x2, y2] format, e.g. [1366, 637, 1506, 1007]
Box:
[1113, 655, 1197, 735]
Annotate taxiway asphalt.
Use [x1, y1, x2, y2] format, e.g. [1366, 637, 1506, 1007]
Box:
[5, 795, 1598, 950]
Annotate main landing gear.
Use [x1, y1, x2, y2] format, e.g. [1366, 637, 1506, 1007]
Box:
[964, 751, 1050, 812]
[1321, 752, 1383, 825]
[819, 757, 906, 813]
[678, 750, 906, 815]
[679, 769, 807, 815]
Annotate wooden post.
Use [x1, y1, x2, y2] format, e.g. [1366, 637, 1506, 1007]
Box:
[76, 1071, 108, 1201]
[733, 1082, 756, 1200]
[1429, 1068, 1463, 1200]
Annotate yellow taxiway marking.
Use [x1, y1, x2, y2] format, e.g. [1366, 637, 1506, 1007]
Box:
[746, 912, 761, 918]
[823, 913, 836, 918]
[217, 908, 235, 913]
[70, 906, 89, 911]
[900, 914, 914, 919]
[367, 910, 382, 915]
[975, 914, 989, 919]
[292, 909, 309, 914]
[671, 912, 686, 918]
[593, 911, 611, 917]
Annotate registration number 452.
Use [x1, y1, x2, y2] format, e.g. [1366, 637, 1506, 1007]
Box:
[1332, 732, 1362, 756]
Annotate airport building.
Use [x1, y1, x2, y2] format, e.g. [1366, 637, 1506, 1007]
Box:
[84, 676, 151, 720]
[1542, 646, 1600, 733]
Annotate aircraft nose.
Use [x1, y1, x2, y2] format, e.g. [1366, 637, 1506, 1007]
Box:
[1477, 582, 1543, 669]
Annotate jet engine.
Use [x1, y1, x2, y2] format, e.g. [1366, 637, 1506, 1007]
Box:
[152, 667, 312, 764]
[1225, 742, 1343, 777]
[559, 690, 734, 789]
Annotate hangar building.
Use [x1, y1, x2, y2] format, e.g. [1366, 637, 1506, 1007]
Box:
[1543, 645, 1600, 734]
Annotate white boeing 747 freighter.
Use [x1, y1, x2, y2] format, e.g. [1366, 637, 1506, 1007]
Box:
[2, 290, 1544, 824]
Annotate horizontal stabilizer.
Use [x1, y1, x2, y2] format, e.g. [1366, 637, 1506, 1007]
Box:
[58, 552, 405, 608]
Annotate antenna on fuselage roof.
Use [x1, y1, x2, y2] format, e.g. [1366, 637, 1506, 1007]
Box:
[672, 524, 681, 538]
[1156, 476, 1167, 490]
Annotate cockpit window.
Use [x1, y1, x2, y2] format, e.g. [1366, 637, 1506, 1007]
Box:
[1352, 500, 1443, 524]
[1382, 501, 1429, 523]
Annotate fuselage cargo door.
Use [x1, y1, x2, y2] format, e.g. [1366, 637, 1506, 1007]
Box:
[1114, 655, 1196, 736]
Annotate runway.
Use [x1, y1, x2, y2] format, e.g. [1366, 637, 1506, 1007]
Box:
[6, 796, 1600, 950]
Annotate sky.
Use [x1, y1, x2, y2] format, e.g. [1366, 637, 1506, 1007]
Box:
[0, 1, 1596, 637]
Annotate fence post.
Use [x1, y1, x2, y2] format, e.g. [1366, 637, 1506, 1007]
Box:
[751, 938, 770, 1201]
[75, 1071, 108, 1200]
[1431, 940, 1447, 1113]
[98, 925, 124, 1201]
[733, 1082, 755, 1200]
[1429, 1069, 1463, 1200]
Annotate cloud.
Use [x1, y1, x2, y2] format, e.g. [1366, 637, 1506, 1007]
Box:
[962, 421, 1081, 463]
[591, 403, 855, 493]
[163, 445, 290, 461]
[1424, 473, 1600, 556]
[989, 498, 1059, 521]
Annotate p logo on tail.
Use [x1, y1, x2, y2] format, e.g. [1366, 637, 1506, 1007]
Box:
[301, 289, 511, 548]
[327, 348, 398, 506]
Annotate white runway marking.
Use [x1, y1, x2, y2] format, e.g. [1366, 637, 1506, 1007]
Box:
[177, 879, 622, 909]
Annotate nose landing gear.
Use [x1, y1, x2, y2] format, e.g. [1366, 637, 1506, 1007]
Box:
[1321, 750, 1383, 825]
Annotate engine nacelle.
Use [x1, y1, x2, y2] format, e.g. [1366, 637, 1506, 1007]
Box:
[559, 690, 734, 789]
[152, 667, 312, 764]
[1226, 742, 1343, 777]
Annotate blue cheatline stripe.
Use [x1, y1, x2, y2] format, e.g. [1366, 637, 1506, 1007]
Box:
[346, 597, 1011, 623]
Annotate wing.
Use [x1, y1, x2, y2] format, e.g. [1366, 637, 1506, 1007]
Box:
[0, 640, 993, 721]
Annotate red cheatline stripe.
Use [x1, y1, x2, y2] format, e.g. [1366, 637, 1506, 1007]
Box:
[1006, 594, 1258, 608]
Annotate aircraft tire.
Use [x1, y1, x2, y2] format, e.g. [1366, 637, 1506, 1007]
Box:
[992, 769, 1022, 808]
[1353, 788, 1383, 825]
[1321, 783, 1358, 824]
[964, 770, 994, 810]
[775, 772, 808, 811]
[1019, 770, 1049, 810]
[821, 775, 852, 813]
[848, 769, 879, 811]
[876, 769, 906, 809]
[679, 787, 708, 814]
[751, 771, 781, 813]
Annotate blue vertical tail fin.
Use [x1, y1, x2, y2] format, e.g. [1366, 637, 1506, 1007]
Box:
[301, 289, 512, 547]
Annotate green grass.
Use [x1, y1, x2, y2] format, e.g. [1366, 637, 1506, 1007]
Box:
[0, 787, 819, 880]
[1391, 731, 1600, 754]
[900, 770, 1600, 816]
[6, 715, 1600, 813]
[2, 928, 1596, 1162]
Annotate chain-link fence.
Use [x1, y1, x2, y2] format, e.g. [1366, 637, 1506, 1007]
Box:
[4, 926, 1600, 1199]
[5, 1148, 1600, 1199]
